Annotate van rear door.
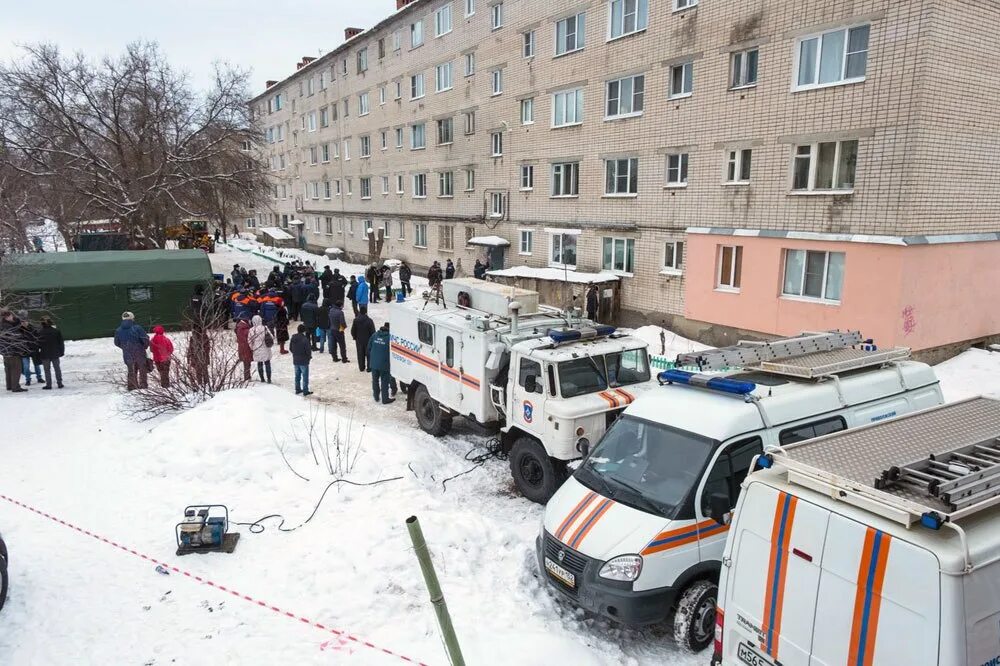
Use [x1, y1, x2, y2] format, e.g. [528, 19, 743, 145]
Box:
[809, 514, 939, 665]
[723, 482, 828, 665]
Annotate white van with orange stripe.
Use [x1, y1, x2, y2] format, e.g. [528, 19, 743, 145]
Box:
[714, 397, 1000, 666]
[537, 339, 942, 653]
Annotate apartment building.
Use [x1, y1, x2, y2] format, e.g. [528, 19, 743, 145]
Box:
[249, 0, 1000, 356]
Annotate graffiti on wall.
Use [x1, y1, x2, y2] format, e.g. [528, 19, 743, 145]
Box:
[902, 305, 917, 336]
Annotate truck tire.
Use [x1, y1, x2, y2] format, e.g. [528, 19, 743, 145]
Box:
[672, 579, 717, 653]
[509, 437, 565, 504]
[413, 385, 452, 436]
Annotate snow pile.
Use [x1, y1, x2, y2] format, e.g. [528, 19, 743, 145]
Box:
[631, 325, 710, 358]
[24, 219, 68, 252]
[487, 265, 620, 284]
[934, 347, 1000, 402]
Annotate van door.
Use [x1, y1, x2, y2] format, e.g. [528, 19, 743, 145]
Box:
[511, 354, 546, 437]
[810, 514, 939, 666]
[695, 436, 763, 563]
[723, 483, 829, 666]
[439, 326, 463, 408]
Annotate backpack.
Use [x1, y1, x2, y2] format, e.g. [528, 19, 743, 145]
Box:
[264, 331, 274, 348]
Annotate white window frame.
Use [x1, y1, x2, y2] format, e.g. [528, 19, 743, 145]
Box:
[601, 236, 635, 275]
[360, 135, 371, 158]
[491, 2, 504, 30]
[669, 61, 693, 99]
[551, 161, 580, 197]
[608, 0, 648, 41]
[307, 111, 317, 132]
[413, 173, 428, 198]
[411, 123, 426, 150]
[731, 47, 759, 89]
[662, 240, 684, 274]
[781, 249, 844, 303]
[398, 221, 406, 240]
[396, 174, 405, 194]
[437, 117, 454, 145]
[393, 30, 402, 51]
[464, 111, 476, 135]
[395, 128, 404, 148]
[436, 62, 453, 92]
[439, 171, 454, 197]
[716, 244, 743, 292]
[410, 73, 425, 100]
[414, 223, 428, 248]
[520, 97, 534, 125]
[604, 157, 638, 196]
[464, 52, 476, 77]
[523, 30, 536, 58]
[490, 131, 503, 157]
[793, 24, 870, 92]
[491, 68, 503, 95]
[357, 48, 368, 74]
[360, 177, 372, 200]
[337, 218, 344, 234]
[379, 86, 386, 105]
[380, 131, 388, 151]
[435, 4, 453, 37]
[674, 0, 697, 10]
[605, 74, 644, 119]
[666, 153, 689, 187]
[489, 191, 506, 218]
[555, 12, 586, 56]
[465, 0, 476, 17]
[395, 80, 402, 99]
[321, 143, 331, 163]
[381, 176, 390, 194]
[324, 181, 332, 199]
[411, 20, 424, 48]
[549, 232, 578, 269]
[519, 229, 533, 255]
[464, 168, 476, 191]
[440, 225, 454, 250]
[520, 164, 534, 190]
[359, 92, 370, 116]
[551, 88, 584, 127]
[791, 140, 858, 193]
[725, 148, 752, 185]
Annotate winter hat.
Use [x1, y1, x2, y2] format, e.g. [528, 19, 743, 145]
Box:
[153, 325, 165, 334]
[122, 311, 135, 320]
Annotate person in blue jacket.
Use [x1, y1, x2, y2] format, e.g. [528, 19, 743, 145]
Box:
[355, 275, 370, 309]
[367, 323, 394, 404]
[113, 312, 150, 391]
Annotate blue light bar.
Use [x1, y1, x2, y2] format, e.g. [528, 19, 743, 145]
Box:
[547, 325, 617, 344]
[657, 369, 757, 396]
[920, 512, 943, 530]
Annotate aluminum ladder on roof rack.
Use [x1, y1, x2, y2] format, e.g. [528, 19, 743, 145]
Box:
[876, 437, 1000, 512]
[675, 330, 865, 372]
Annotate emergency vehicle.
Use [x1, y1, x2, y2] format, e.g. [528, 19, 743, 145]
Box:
[536, 331, 944, 651]
[389, 278, 655, 502]
[714, 396, 1000, 666]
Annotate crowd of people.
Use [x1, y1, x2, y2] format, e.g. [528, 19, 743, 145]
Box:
[1, 309, 65, 392]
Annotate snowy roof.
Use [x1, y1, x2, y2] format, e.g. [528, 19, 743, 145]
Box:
[259, 227, 295, 240]
[287, 219, 304, 226]
[487, 266, 620, 284]
[467, 235, 510, 247]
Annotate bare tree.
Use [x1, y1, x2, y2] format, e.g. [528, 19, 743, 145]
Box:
[0, 42, 269, 247]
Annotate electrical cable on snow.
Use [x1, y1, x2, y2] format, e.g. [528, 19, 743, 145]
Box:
[233, 476, 403, 534]
[440, 437, 505, 492]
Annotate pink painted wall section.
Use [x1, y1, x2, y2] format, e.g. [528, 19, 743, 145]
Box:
[684, 234, 1000, 350]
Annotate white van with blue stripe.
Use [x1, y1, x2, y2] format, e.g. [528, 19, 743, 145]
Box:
[714, 397, 1000, 666]
[537, 332, 943, 653]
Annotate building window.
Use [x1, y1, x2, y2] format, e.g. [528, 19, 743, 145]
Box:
[410, 73, 425, 99]
[726, 149, 752, 184]
[411, 123, 426, 149]
[360, 177, 372, 199]
[491, 131, 503, 157]
[311, 181, 320, 198]
[307, 111, 317, 131]
[731, 48, 759, 88]
[349, 219, 355, 235]
[519, 230, 533, 255]
[128, 286, 153, 303]
[309, 146, 318, 165]
[609, 0, 648, 39]
[491, 68, 503, 95]
[324, 181, 332, 199]
[436, 62, 453, 92]
[550, 233, 578, 267]
[335, 180, 342, 196]
[380, 131, 388, 150]
[440, 225, 454, 250]
[663, 241, 684, 271]
[466, 0, 476, 16]
[555, 13, 586, 56]
[321, 143, 331, 162]
[414, 223, 428, 248]
[336, 218, 344, 234]
[666, 153, 689, 186]
[378, 38, 386, 60]
[523, 30, 535, 57]
[379, 86, 386, 105]
[395, 128, 404, 148]
[324, 217, 334, 235]
[382, 176, 390, 194]
[413, 173, 427, 197]
[520, 97, 534, 124]
[795, 25, 870, 90]
[792, 140, 858, 192]
[395, 80, 402, 99]
[464, 168, 476, 191]
[393, 30, 402, 51]
[439, 171, 454, 197]
[491, 2, 504, 30]
[319, 107, 330, 127]
[411, 20, 424, 47]
[490, 191, 507, 218]
[343, 99, 349, 117]
[669, 61, 693, 98]
[602, 237, 635, 274]
[357, 48, 368, 73]
[606, 74, 644, 118]
[464, 111, 476, 135]
[782, 250, 844, 302]
[398, 221, 406, 240]
[360, 135, 371, 158]
[717, 245, 743, 290]
[552, 88, 584, 127]
[551, 161, 579, 196]
[437, 117, 454, 144]
[674, 0, 697, 9]
[464, 52, 476, 76]
[396, 174, 405, 193]
[518, 164, 535, 190]
[359, 92, 370, 116]
[346, 178, 353, 196]
[343, 140, 350, 160]
[464, 226, 476, 246]
[435, 4, 452, 37]
[605, 158, 638, 195]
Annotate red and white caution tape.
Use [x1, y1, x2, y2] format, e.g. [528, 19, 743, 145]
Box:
[0, 493, 431, 666]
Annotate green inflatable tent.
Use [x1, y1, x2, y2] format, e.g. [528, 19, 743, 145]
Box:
[1, 250, 213, 339]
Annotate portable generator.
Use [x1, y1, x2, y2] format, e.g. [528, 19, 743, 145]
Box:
[175, 504, 240, 556]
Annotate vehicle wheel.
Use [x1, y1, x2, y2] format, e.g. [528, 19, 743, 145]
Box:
[413, 385, 452, 436]
[509, 437, 566, 504]
[673, 580, 717, 653]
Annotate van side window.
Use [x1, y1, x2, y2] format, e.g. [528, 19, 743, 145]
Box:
[418, 321, 434, 345]
[779, 416, 847, 446]
[519, 358, 542, 392]
[700, 437, 764, 515]
[547, 364, 557, 396]
[445, 337, 455, 367]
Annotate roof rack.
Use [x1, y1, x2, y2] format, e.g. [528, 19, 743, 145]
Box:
[674, 330, 910, 378]
[762, 398, 1000, 528]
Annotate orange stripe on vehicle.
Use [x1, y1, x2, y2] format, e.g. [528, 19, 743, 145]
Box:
[640, 519, 728, 555]
[615, 388, 635, 404]
[599, 391, 620, 408]
[761, 493, 797, 659]
[848, 528, 893, 666]
[568, 498, 614, 549]
[555, 491, 597, 542]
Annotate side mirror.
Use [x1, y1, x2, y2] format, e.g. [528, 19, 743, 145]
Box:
[708, 492, 731, 526]
[524, 375, 539, 394]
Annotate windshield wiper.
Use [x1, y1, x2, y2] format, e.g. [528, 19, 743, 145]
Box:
[578, 463, 617, 500]
[608, 477, 668, 516]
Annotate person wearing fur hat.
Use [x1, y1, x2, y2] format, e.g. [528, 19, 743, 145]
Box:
[113, 312, 150, 391]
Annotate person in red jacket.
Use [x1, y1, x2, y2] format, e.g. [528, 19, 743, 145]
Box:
[235, 318, 252, 380]
[149, 325, 174, 388]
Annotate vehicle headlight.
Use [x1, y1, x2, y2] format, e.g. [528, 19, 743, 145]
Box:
[599, 554, 643, 582]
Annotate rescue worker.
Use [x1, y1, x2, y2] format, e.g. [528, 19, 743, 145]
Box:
[445, 259, 455, 280]
[347, 276, 360, 316]
[367, 323, 394, 404]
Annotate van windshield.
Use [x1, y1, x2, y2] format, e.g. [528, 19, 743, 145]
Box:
[558, 348, 650, 398]
[574, 416, 715, 518]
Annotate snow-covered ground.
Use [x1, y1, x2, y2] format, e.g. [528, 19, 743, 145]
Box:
[23, 220, 67, 253]
[3, 240, 999, 665]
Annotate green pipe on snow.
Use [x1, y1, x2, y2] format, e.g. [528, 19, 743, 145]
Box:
[406, 515, 466, 666]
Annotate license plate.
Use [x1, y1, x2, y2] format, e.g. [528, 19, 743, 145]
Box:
[737, 642, 773, 666]
[544, 557, 576, 587]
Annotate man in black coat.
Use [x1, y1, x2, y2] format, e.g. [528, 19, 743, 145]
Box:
[350, 306, 376, 372]
[289, 278, 307, 320]
[331, 269, 348, 303]
[289, 324, 313, 396]
[398, 262, 412, 294]
[300, 294, 319, 350]
[347, 276, 359, 316]
[38, 316, 65, 389]
[586, 283, 600, 322]
[1, 309, 25, 392]
[320, 266, 334, 292]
